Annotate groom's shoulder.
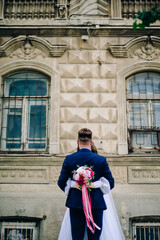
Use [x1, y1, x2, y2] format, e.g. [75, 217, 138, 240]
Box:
[91, 152, 106, 162]
[65, 151, 79, 159]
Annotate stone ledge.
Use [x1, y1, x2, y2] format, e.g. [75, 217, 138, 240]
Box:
[0, 154, 160, 166]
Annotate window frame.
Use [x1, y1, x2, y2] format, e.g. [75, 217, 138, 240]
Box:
[0, 61, 60, 155]
[117, 62, 160, 154]
[127, 72, 160, 152]
[0, 217, 41, 240]
[130, 216, 160, 240]
[0, 71, 50, 153]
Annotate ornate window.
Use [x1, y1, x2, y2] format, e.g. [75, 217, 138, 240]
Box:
[0, 71, 50, 152]
[127, 72, 160, 152]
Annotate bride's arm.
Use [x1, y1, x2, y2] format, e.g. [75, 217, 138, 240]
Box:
[64, 178, 77, 195]
[93, 177, 111, 194]
[64, 177, 110, 195]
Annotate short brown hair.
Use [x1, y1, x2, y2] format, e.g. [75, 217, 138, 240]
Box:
[78, 128, 92, 143]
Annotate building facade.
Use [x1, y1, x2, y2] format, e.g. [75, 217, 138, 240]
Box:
[0, 0, 160, 239]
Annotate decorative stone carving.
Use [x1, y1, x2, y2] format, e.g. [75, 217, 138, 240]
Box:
[110, 36, 160, 61]
[69, 0, 109, 16]
[131, 42, 160, 61]
[57, 4, 67, 18]
[128, 166, 160, 184]
[0, 36, 67, 58]
[0, 166, 49, 183]
[10, 37, 46, 60]
[0, 0, 4, 20]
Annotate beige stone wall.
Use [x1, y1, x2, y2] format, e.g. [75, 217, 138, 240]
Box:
[58, 36, 118, 154]
[0, 35, 119, 155]
[0, 5, 160, 238]
[0, 155, 160, 239]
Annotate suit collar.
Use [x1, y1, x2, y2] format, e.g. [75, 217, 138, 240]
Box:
[79, 148, 91, 152]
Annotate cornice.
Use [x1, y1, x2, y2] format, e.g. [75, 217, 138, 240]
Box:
[0, 26, 160, 37]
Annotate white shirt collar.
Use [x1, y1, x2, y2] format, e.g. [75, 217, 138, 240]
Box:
[80, 147, 91, 151]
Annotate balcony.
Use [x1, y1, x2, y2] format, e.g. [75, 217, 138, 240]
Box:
[0, 0, 159, 26]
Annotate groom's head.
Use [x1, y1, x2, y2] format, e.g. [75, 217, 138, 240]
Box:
[77, 128, 92, 149]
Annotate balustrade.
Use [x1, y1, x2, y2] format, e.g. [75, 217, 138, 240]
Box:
[122, 0, 159, 19]
[4, 0, 68, 20]
[0, 0, 159, 23]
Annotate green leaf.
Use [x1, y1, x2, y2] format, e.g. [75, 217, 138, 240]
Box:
[132, 7, 160, 29]
[133, 21, 138, 30]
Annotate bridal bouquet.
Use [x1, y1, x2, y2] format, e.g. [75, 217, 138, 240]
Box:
[73, 166, 94, 189]
[72, 165, 100, 234]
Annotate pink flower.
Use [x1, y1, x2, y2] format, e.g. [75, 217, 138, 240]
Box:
[73, 173, 79, 181]
[85, 170, 91, 178]
[73, 166, 95, 187]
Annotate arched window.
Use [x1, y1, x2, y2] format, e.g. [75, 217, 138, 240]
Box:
[127, 72, 160, 152]
[0, 71, 49, 152]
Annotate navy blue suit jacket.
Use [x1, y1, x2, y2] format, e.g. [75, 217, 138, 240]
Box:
[58, 148, 114, 210]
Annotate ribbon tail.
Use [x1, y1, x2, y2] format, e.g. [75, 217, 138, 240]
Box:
[88, 192, 101, 231]
[82, 185, 94, 234]
[82, 185, 101, 234]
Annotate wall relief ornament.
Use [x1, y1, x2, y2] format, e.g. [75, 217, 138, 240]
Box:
[110, 36, 160, 61]
[131, 42, 160, 61]
[69, 0, 109, 16]
[57, 4, 67, 18]
[0, 35, 67, 59]
[10, 37, 46, 60]
[0, 166, 50, 184]
[128, 166, 160, 184]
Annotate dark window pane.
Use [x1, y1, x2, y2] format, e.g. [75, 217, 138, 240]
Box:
[5, 228, 33, 240]
[5, 72, 48, 97]
[153, 103, 160, 127]
[136, 227, 140, 240]
[29, 105, 46, 139]
[28, 143, 46, 149]
[132, 133, 158, 148]
[150, 227, 153, 240]
[155, 227, 158, 240]
[129, 73, 160, 97]
[6, 143, 21, 149]
[141, 227, 144, 240]
[145, 227, 149, 240]
[129, 103, 149, 128]
[7, 109, 22, 138]
[9, 80, 47, 96]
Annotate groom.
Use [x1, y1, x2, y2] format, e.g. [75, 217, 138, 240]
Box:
[58, 128, 114, 240]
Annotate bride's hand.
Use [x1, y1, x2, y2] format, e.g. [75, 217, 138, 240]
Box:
[76, 184, 82, 191]
[88, 182, 95, 188]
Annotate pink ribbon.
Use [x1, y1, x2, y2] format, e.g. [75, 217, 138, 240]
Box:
[82, 184, 101, 234]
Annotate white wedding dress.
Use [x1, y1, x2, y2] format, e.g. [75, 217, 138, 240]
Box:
[58, 178, 125, 240]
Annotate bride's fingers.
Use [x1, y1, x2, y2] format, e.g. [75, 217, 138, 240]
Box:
[89, 183, 95, 188]
[76, 184, 81, 191]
